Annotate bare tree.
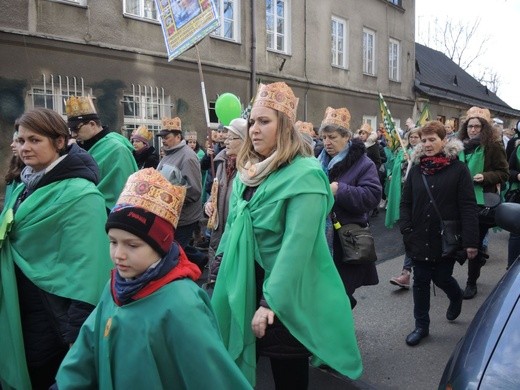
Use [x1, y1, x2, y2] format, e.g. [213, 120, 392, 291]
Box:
[417, 17, 500, 94]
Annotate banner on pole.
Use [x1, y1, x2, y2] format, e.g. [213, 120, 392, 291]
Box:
[378, 93, 400, 152]
[154, 0, 220, 61]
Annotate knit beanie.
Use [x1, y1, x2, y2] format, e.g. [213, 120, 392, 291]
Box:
[106, 205, 173, 256]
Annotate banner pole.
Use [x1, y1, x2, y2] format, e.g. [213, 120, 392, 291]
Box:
[195, 44, 215, 177]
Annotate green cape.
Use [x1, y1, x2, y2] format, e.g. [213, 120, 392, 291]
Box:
[211, 156, 363, 385]
[57, 279, 251, 389]
[0, 179, 112, 389]
[385, 148, 406, 228]
[89, 132, 138, 210]
[459, 146, 485, 204]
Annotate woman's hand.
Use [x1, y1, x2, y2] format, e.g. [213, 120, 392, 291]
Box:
[330, 182, 339, 196]
[473, 173, 484, 183]
[466, 247, 478, 260]
[204, 202, 214, 217]
[251, 307, 275, 338]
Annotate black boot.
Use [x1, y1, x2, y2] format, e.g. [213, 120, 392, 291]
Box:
[406, 328, 429, 346]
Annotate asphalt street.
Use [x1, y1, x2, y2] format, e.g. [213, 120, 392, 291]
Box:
[255, 210, 511, 389]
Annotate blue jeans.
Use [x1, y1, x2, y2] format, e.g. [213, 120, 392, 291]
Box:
[176, 222, 207, 269]
[412, 260, 461, 330]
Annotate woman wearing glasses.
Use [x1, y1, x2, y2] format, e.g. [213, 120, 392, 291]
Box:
[458, 107, 508, 299]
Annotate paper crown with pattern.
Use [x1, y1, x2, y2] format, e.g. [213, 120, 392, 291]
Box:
[253, 82, 299, 123]
[321, 107, 351, 130]
[162, 117, 182, 131]
[358, 123, 373, 134]
[64, 96, 99, 120]
[295, 121, 314, 137]
[184, 131, 198, 142]
[466, 106, 491, 123]
[116, 168, 186, 229]
[131, 125, 153, 144]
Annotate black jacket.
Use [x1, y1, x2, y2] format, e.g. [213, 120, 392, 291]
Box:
[399, 140, 480, 262]
[15, 143, 98, 366]
[133, 146, 159, 169]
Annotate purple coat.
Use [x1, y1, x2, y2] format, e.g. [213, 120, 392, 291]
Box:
[325, 139, 382, 300]
[330, 140, 382, 226]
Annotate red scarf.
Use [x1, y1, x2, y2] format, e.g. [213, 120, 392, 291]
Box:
[420, 154, 453, 175]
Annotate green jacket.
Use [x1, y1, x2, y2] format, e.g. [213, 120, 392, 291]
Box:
[211, 156, 363, 385]
[0, 179, 112, 390]
[90, 132, 138, 210]
[56, 279, 252, 389]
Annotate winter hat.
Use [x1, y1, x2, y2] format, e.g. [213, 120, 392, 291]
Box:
[224, 118, 248, 140]
[106, 168, 186, 256]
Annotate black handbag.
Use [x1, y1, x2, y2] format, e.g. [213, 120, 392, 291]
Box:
[333, 214, 377, 264]
[478, 191, 501, 226]
[421, 175, 463, 259]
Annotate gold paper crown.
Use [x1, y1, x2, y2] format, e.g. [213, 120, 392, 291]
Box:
[466, 106, 491, 123]
[294, 121, 314, 137]
[253, 82, 299, 123]
[358, 123, 372, 134]
[321, 107, 351, 129]
[184, 131, 198, 142]
[445, 119, 455, 127]
[64, 96, 98, 119]
[162, 117, 182, 131]
[117, 168, 186, 229]
[131, 125, 153, 142]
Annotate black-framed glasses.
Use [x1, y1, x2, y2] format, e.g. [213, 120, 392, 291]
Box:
[467, 124, 482, 129]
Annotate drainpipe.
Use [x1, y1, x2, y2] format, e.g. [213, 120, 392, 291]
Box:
[303, 0, 308, 120]
[250, 0, 257, 101]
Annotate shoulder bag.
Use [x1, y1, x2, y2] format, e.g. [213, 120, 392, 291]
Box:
[478, 187, 501, 227]
[332, 213, 377, 264]
[421, 175, 463, 259]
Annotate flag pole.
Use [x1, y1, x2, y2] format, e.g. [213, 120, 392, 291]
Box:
[195, 44, 215, 178]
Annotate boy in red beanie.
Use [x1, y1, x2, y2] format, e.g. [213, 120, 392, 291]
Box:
[54, 168, 251, 389]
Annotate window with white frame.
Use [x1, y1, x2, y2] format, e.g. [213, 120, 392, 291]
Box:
[266, 0, 290, 53]
[30, 74, 91, 118]
[122, 85, 172, 145]
[123, 0, 158, 20]
[389, 38, 400, 81]
[363, 115, 377, 129]
[49, 0, 87, 5]
[363, 28, 376, 76]
[331, 16, 348, 69]
[212, 0, 240, 42]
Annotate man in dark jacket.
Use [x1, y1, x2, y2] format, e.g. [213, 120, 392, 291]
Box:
[400, 121, 479, 347]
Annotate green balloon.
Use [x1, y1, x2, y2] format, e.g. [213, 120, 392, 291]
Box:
[215, 93, 242, 126]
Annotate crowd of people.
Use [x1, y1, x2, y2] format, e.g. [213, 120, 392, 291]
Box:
[1, 85, 519, 388]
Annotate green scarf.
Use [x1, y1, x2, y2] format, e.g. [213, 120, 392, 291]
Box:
[211, 156, 362, 386]
[0, 179, 112, 389]
[459, 146, 485, 204]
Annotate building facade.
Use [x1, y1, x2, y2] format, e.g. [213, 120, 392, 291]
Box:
[0, 0, 416, 145]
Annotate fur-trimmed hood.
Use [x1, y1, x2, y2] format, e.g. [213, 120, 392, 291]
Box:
[410, 138, 464, 164]
[354, 131, 379, 148]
